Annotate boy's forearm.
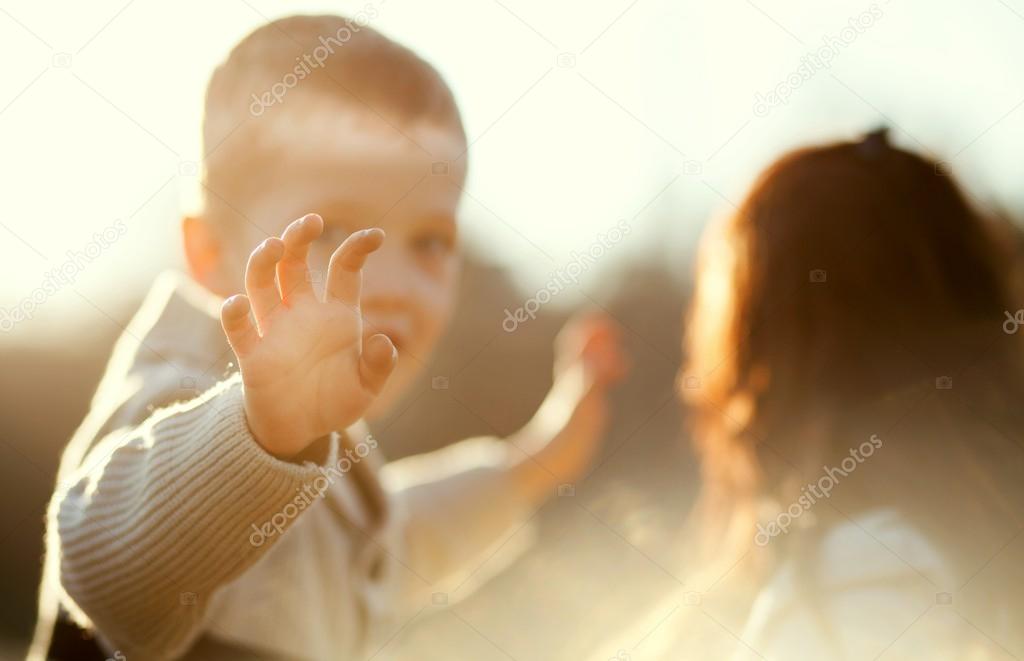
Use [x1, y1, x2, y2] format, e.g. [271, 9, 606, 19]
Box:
[506, 315, 625, 508]
[521, 373, 581, 441]
[506, 456, 558, 508]
[505, 383, 606, 506]
[54, 375, 338, 659]
[506, 423, 588, 507]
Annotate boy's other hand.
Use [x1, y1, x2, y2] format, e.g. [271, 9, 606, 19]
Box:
[510, 313, 628, 501]
[556, 312, 629, 387]
[220, 213, 397, 459]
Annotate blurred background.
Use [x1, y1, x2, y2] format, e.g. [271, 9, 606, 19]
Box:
[1, 0, 1023, 658]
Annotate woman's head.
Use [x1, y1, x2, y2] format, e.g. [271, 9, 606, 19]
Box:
[686, 129, 1013, 421]
[680, 129, 1024, 583]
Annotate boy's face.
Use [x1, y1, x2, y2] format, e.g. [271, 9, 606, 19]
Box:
[202, 119, 467, 418]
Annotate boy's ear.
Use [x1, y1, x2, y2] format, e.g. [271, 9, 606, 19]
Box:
[182, 216, 231, 296]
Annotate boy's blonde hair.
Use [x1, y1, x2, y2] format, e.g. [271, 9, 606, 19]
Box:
[200, 14, 465, 223]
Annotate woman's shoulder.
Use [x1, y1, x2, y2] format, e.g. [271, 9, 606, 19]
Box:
[588, 506, 1022, 660]
[738, 509, 1008, 660]
[804, 508, 949, 585]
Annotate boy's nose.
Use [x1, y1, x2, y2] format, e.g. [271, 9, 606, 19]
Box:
[360, 256, 417, 312]
[361, 311, 414, 350]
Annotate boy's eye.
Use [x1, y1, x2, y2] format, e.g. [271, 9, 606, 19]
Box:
[412, 231, 455, 258]
[318, 224, 353, 246]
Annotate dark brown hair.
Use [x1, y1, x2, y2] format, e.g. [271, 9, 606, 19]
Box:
[680, 130, 1024, 591]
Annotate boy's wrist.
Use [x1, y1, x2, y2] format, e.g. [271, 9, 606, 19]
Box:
[242, 394, 315, 462]
[289, 433, 334, 465]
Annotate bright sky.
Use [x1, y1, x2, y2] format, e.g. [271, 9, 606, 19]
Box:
[1, 0, 1023, 341]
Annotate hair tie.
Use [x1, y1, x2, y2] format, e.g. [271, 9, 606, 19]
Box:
[857, 126, 890, 159]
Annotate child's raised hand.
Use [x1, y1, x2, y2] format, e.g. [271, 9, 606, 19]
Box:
[511, 313, 628, 499]
[549, 313, 628, 450]
[220, 213, 397, 459]
[555, 313, 629, 393]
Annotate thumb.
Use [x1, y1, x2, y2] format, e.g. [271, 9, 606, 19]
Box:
[359, 333, 397, 394]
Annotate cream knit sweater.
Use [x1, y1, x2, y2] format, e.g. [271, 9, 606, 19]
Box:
[31, 272, 535, 660]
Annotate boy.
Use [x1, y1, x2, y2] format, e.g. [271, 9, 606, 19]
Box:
[30, 14, 625, 661]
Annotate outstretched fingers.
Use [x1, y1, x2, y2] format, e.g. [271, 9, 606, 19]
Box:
[221, 294, 258, 357]
[326, 228, 385, 305]
[277, 213, 324, 303]
[245, 237, 286, 327]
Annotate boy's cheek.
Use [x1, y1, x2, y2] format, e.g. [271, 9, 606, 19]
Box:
[198, 249, 248, 299]
[413, 273, 458, 340]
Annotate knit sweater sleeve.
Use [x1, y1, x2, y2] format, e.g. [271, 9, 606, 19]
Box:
[52, 374, 338, 660]
[380, 436, 538, 609]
